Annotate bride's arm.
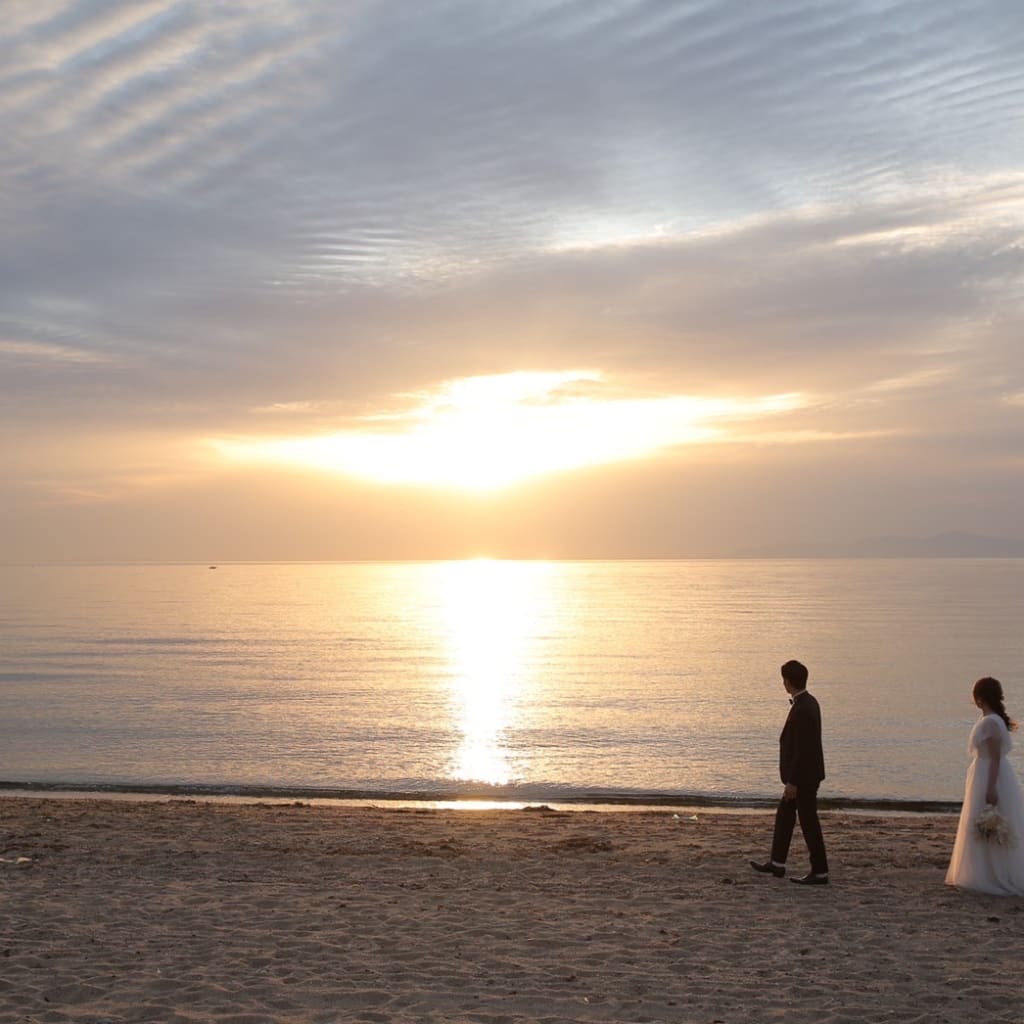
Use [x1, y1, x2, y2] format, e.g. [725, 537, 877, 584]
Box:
[984, 736, 1001, 805]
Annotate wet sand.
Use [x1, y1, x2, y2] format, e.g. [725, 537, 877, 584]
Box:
[1, 798, 1021, 1023]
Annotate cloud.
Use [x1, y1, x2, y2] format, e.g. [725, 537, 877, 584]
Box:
[1, 0, 1023, 557]
[0, 337, 108, 364]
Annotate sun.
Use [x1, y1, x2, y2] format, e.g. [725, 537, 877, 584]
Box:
[211, 371, 801, 491]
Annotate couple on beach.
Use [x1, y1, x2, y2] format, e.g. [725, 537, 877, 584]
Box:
[749, 661, 1024, 896]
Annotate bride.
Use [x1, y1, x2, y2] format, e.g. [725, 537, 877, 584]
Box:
[946, 677, 1024, 895]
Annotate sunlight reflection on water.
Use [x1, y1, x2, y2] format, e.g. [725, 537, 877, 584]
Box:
[434, 559, 555, 786]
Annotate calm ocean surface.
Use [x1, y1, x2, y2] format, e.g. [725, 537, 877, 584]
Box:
[2, 560, 1022, 806]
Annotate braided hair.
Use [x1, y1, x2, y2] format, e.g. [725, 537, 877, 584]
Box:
[973, 677, 1019, 732]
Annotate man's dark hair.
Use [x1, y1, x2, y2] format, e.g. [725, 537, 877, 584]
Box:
[781, 659, 808, 689]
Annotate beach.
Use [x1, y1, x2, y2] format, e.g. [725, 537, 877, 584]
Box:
[1, 799, 1022, 1023]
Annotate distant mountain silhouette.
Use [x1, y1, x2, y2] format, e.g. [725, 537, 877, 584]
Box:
[742, 531, 1024, 558]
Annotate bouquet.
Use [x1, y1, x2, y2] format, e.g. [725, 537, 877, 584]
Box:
[975, 804, 1016, 847]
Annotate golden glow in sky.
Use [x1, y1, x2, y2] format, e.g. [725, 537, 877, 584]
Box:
[212, 371, 802, 491]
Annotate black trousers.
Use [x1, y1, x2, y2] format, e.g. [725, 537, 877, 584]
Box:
[771, 783, 828, 875]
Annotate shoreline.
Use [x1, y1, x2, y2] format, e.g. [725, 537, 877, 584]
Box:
[1, 796, 1018, 1023]
[0, 778, 961, 814]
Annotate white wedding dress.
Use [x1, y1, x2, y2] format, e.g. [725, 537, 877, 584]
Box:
[946, 713, 1024, 895]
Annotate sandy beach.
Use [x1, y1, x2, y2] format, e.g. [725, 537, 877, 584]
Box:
[1, 798, 1021, 1024]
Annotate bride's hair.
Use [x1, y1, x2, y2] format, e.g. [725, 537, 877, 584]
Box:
[973, 677, 1019, 732]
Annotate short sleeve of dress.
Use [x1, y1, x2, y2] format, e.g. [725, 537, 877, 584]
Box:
[976, 716, 999, 742]
[974, 714, 1007, 753]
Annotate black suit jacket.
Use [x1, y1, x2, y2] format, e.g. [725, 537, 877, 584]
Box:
[779, 691, 825, 786]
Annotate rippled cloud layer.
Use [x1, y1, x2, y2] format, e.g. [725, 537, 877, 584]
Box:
[2, 0, 1022, 558]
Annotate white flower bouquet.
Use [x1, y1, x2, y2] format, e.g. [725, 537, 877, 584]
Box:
[975, 804, 1016, 847]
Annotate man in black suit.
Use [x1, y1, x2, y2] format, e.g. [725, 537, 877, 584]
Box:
[750, 659, 829, 885]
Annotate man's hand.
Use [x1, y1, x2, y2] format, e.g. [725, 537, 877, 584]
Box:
[783, 783, 798, 801]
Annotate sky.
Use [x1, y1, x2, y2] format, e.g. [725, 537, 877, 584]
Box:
[2, 0, 1023, 562]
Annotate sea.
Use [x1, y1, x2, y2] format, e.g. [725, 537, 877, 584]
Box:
[2, 559, 1022, 809]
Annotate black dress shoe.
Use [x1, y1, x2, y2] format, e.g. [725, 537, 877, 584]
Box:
[791, 872, 829, 885]
[749, 860, 785, 878]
